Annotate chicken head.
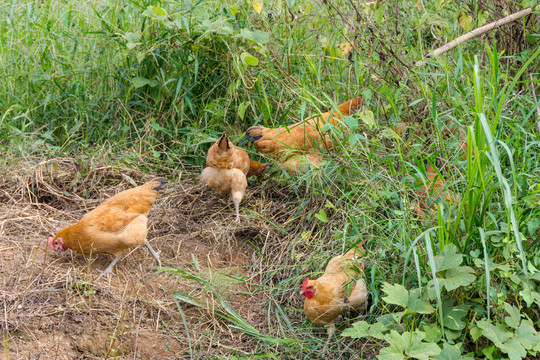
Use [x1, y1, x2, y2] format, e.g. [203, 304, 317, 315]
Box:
[48, 235, 67, 252]
[300, 278, 316, 299]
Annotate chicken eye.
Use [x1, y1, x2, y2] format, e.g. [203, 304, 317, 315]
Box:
[55, 241, 58, 245]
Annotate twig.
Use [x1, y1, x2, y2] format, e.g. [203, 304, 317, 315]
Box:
[416, 6, 539, 66]
[531, 73, 540, 133]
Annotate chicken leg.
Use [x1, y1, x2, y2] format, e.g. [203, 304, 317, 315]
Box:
[145, 241, 162, 267]
[231, 190, 243, 222]
[96, 255, 123, 280]
[321, 323, 336, 353]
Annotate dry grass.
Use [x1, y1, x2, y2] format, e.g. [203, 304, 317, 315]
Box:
[0, 155, 311, 359]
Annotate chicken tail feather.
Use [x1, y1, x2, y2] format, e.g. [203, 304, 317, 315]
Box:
[149, 177, 168, 191]
[246, 126, 265, 143]
[217, 132, 232, 151]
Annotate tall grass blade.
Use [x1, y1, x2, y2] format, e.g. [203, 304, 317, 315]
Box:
[424, 231, 444, 336]
[479, 228, 491, 320]
[173, 297, 193, 359]
[478, 113, 527, 273]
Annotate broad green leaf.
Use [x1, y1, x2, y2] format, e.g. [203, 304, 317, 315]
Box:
[378, 330, 407, 360]
[408, 340, 441, 360]
[342, 321, 369, 339]
[349, 134, 367, 146]
[377, 347, 405, 360]
[433, 266, 476, 293]
[368, 322, 387, 340]
[238, 101, 250, 120]
[434, 244, 463, 271]
[320, 122, 334, 133]
[499, 338, 526, 360]
[445, 328, 463, 341]
[381, 282, 409, 308]
[377, 313, 399, 328]
[423, 324, 442, 343]
[195, 19, 233, 35]
[124, 31, 141, 49]
[314, 209, 328, 222]
[374, 4, 385, 25]
[519, 281, 537, 307]
[153, 6, 167, 16]
[343, 116, 358, 130]
[470, 326, 482, 341]
[230, 4, 239, 15]
[435, 343, 463, 360]
[132, 76, 159, 88]
[359, 110, 375, 126]
[477, 10, 489, 27]
[477, 319, 512, 347]
[238, 28, 270, 45]
[504, 302, 521, 329]
[219, 23, 234, 35]
[408, 291, 435, 314]
[442, 303, 467, 331]
[240, 52, 259, 66]
[143, 5, 167, 17]
[482, 345, 496, 359]
[516, 322, 540, 350]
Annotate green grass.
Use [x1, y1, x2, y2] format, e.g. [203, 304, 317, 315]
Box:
[1, 0, 540, 358]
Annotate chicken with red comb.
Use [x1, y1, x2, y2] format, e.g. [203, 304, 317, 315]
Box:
[300, 246, 368, 351]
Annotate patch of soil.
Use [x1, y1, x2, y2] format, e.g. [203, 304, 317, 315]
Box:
[0, 157, 300, 359]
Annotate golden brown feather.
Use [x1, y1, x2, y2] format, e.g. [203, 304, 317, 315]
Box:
[300, 246, 368, 349]
[48, 178, 167, 279]
[246, 97, 362, 156]
[203, 133, 265, 221]
[246, 98, 362, 174]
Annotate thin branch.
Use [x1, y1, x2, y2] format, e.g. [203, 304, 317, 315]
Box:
[416, 6, 539, 66]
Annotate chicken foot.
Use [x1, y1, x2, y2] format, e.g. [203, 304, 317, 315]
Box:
[96, 255, 123, 280]
[218, 195, 241, 222]
[95, 242, 161, 280]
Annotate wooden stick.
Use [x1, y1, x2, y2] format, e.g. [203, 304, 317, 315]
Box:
[416, 6, 539, 66]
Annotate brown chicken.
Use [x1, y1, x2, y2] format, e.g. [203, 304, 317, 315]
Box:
[300, 246, 368, 349]
[413, 163, 459, 221]
[47, 178, 167, 279]
[246, 98, 362, 167]
[202, 132, 266, 221]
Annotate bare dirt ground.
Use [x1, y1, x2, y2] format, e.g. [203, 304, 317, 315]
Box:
[1, 157, 302, 359]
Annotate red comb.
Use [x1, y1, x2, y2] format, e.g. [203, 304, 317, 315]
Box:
[301, 277, 310, 290]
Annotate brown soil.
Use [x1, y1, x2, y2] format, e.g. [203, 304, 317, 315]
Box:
[0, 157, 303, 359]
